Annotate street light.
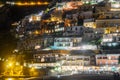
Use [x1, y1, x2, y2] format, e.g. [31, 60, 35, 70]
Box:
[7, 78, 13, 80]
[8, 62, 13, 67]
[16, 62, 20, 66]
[30, 67, 35, 72]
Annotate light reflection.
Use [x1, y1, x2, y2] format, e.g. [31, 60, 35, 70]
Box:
[5, 78, 24, 80]
[6, 1, 49, 6]
[7, 78, 12, 80]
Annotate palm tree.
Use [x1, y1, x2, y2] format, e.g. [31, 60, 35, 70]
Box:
[90, 38, 102, 49]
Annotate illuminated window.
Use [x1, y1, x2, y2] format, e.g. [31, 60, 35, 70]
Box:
[63, 44, 65, 47]
[103, 57, 107, 59]
[38, 56, 40, 58]
[108, 56, 111, 60]
[97, 57, 102, 59]
[107, 43, 112, 46]
[65, 43, 70, 46]
[74, 39, 77, 42]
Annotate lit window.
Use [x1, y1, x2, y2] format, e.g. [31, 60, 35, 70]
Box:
[108, 56, 111, 60]
[63, 44, 65, 47]
[38, 56, 40, 58]
[107, 43, 112, 46]
[103, 57, 107, 59]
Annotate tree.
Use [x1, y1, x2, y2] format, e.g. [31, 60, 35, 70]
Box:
[90, 38, 102, 49]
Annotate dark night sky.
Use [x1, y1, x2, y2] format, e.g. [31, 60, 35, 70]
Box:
[0, 0, 52, 29]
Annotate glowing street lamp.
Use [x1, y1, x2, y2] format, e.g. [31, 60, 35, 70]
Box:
[8, 62, 13, 67]
[30, 67, 35, 72]
[44, 2, 49, 5]
[35, 30, 39, 35]
[37, 2, 41, 5]
[30, 2, 35, 5]
[17, 2, 22, 6]
[24, 62, 27, 67]
[24, 2, 28, 5]
[7, 78, 13, 80]
[16, 62, 20, 65]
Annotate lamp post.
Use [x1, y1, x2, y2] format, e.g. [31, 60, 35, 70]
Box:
[5, 60, 14, 76]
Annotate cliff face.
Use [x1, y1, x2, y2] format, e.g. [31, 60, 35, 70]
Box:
[0, 5, 12, 29]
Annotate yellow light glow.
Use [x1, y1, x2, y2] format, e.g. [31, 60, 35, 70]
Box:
[8, 62, 13, 67]
[7, 78, 13, 80]
[30, 67, 35, 72]
[24, 63, 27, 67]
[28, 65, 32, 68]
[44, 2, 49, 5]
[16, 62, 19, 65]
[30, 2, 35, 5]
[24, 2, 28, 5]
[51, 17, 56, 21]
[93, 23, 96, 28]
[105, 28, 110, 34]
[110, 8, 120, 11]
[37, 2, 41, 5]
[35, 30, 39, 34]
[17, 2, 23, 6]
[13, 2, 49, 6]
